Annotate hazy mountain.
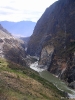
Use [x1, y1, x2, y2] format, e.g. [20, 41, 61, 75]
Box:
[27, 0, 75, 87]
[0, 21, 36, 37]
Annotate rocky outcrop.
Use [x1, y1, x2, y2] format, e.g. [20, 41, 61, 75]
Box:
[68, 81, 75, 89]
[0, 24, 26, 66]
[39, 45, 54, 67]
[27, 0, 75, 85]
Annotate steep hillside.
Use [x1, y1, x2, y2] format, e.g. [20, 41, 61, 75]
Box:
[0, 58, 67, 100]
[0, 21, 36, 37]
[27, 0, 75, 85]
[0, 24, 26, 66]
[27, 1, 58, 56]
[27, 0, 75, 56]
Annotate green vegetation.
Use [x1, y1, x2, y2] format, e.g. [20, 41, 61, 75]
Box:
[0, 58, 68, 100]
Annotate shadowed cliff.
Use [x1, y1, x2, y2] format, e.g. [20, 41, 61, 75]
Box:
[27, 0, 75, 86]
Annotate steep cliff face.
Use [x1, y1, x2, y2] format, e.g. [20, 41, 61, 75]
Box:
[0, 24, 26, 66]
[39, 45, 54, 67]
[27, 0, 75, 84]
[27, 0, 75, 56]
[27, 2, 57, 56]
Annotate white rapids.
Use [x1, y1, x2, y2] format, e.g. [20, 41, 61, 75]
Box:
[30, 61, 47, 72]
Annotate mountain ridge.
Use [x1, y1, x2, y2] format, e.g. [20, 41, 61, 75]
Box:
[0, 24, 26, 66]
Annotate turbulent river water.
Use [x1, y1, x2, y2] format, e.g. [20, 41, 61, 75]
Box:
[30, 62, 75, 99]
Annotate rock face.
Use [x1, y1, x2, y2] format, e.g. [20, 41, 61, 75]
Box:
[68, 81, 75, 89]
[27, 0, 75, 84]
[27, 0, 75, 56]
[0, 24, 26, 66]
[39, 45, 54, 67]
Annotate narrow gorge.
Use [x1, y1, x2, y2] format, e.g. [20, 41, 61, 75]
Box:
[0, 0, 75, 100]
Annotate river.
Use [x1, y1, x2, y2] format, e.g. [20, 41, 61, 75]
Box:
[30, 62, 75, 99]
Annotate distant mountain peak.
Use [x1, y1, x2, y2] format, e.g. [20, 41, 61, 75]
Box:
[0, 21, 36, 37]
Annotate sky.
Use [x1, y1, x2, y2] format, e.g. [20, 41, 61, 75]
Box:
[0, 0, 58, 22]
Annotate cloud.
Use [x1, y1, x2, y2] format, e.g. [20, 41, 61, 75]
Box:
[0, 0, 58, 22]
[1, 6, 18, 11]
[0, 11, 10, 15]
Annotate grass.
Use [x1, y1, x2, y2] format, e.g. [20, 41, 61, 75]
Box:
[0, 57, 68, 100]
